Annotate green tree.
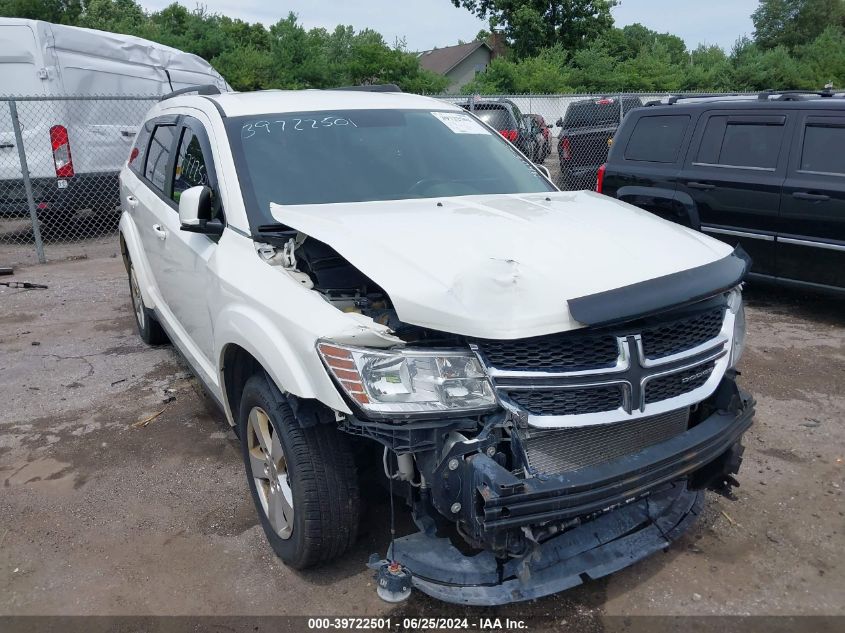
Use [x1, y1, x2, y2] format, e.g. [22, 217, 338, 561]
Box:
[682, 45, 734, 91]
[730, 36, 806, 89]
[0, 0, 82, 23]
[794, 25, 845, 87]
[752, 0, 845, 49]
[450, 0, 617, 57]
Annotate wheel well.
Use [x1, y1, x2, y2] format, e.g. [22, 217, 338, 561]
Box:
[222, 344, 263, 424]
[119, 233, 130, 272]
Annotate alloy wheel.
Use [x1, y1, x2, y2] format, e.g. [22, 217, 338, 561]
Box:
[247, 406, 294, 539]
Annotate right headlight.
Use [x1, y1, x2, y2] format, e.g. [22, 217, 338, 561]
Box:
[728, 287, 746, 369]
[317, 341, 497, 417]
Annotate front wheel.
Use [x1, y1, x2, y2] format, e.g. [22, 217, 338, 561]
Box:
[239, 373, 360, 569]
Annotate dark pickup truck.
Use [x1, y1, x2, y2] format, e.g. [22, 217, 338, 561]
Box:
[556, 96, 643, 190]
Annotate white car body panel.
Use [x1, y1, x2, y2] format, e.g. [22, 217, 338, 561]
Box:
[270, 191, 733, 339]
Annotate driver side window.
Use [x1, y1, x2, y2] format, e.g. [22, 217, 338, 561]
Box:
[171, 124, 223, 221]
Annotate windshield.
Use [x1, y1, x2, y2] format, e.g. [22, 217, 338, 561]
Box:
[226, 108, 552, 225]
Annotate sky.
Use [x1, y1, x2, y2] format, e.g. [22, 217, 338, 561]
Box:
[138, 0, 758, 52]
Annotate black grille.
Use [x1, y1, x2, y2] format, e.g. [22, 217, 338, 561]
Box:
[641, 307, 725, 360]
[521, 408, 690, 474]
[505, 385, 623, 416]
[478, 332, 618, 372]
[645, 361, 716, 404]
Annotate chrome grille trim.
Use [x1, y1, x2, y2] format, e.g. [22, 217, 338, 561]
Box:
[477, 306, 735, 429]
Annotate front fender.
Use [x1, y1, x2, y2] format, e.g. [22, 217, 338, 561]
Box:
[214, 304, 353, 426]
[118, 211, 157, 310]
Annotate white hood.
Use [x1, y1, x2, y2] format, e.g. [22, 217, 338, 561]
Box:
[270, 191, 733, 340]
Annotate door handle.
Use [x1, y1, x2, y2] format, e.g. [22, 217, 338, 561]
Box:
[152, 224, 168, 240]
[792, 191, 830, 202]
[687, 181, 715, 190]
[125, 195, 139, 209]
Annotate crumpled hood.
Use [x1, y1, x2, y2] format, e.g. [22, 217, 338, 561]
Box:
[270, 191, 733, 339]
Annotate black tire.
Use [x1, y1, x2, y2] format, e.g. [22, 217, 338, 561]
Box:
[238, 373, 359, 569]
[127, 258, 168, 345]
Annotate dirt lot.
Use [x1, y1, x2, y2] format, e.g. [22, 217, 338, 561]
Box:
[1, 251, 843, 629]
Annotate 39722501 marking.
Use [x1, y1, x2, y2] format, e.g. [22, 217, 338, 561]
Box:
[307, 617, 392, 630]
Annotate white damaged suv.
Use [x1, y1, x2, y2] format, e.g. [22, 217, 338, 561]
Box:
[119, 85, 754, 605]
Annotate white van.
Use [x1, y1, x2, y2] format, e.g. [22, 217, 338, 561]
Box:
[0, 18, 230, 221]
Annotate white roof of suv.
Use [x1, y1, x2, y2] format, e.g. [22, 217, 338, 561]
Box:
[204, 90, 458, 117]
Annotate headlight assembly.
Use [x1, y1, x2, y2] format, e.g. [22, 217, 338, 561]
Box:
[728, 287, 746, 369]
[317, 341, 497, 417]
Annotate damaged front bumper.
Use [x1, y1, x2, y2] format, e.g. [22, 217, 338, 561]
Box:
[373, 378, 754, 605]
[381, 482, 703, 605]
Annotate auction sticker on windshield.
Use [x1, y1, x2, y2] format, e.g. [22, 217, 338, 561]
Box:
[431, 111, 487, 134]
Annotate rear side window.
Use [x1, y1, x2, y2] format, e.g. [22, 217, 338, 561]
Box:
[144, 124, 176, 193]
[624, 115, 690, 163]
[128, 122, 152, 174]
[696, 116, 785, 170]
[800, 122, 845, 176]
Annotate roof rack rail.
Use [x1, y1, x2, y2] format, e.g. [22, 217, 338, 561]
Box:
[758, 88, 836, 100]
[331, 84, 402, 93]
[662, 93, 751, 105]
[160, 84, 222, 101]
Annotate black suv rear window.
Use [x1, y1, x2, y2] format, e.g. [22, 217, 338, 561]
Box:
[624, 115, 690, 163]
[800, 123, 845, 176]
[696, 116, 785, 170]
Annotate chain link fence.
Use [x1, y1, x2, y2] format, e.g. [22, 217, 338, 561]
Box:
[0, 95, 158, 265]
[440, 92, 686, 190]
[1, 92, 745, 265]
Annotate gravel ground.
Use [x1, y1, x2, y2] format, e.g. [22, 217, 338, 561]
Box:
[0, 252, 843, 630]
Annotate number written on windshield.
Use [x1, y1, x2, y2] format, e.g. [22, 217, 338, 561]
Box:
[242, 116, 358, 139]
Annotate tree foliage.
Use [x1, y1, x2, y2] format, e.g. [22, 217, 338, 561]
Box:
[2, 0, 844, 94]
[458, 1, 845, 94]
[752, 0, 845, 50]
[450, 0, 617, 57]
[0, 0, 449, 93]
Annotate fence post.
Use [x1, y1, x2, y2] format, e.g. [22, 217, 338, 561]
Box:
[9, 99, 46, 264]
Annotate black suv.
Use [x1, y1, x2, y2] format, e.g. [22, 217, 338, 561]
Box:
[600, 91, 845, 295]
[457, 98, 539, 161]
[556, 95, 643, 190]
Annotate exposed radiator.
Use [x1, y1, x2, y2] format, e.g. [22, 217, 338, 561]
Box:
[520, 408, 691, 475]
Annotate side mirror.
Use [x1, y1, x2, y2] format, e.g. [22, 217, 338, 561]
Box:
[179, 185, 223, 236]
[555, 118, 563, 127]
[537, 165, 551, 180]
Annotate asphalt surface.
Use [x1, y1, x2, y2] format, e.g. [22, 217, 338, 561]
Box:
[1, 252, 843, 629]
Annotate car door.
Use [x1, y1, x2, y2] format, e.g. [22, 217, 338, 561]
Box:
[150, 115, 223, 365]
[679, 110, 793, 276]
[778, 112, 845, 290]
[135, 117, 179, 301]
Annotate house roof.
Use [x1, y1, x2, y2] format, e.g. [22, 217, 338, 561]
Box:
[417, 41, 492, 75]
